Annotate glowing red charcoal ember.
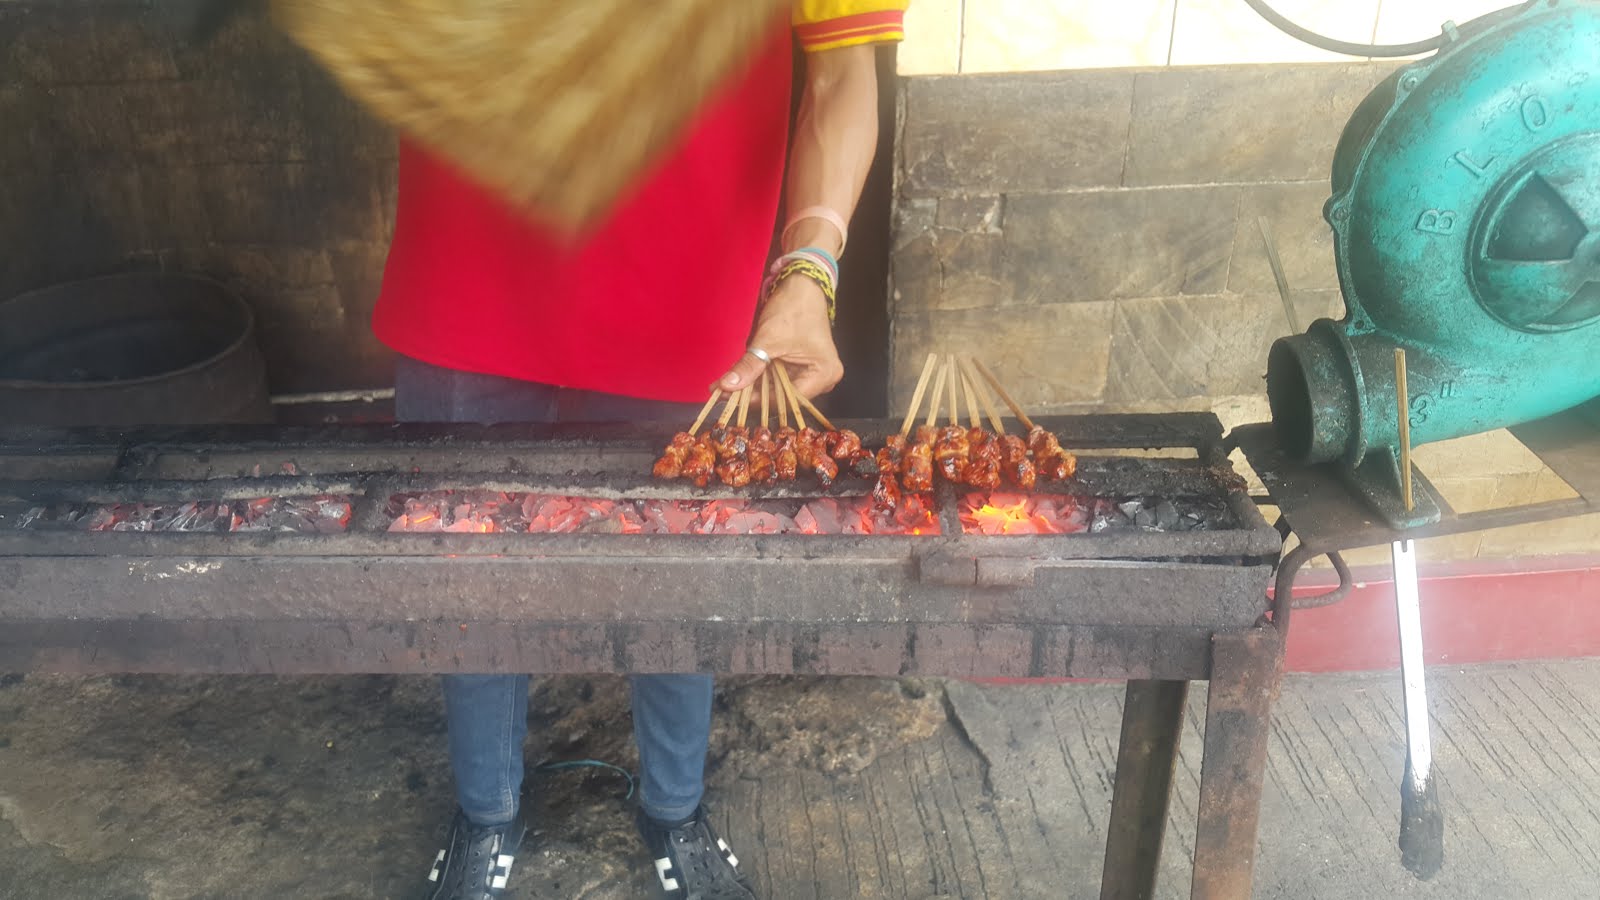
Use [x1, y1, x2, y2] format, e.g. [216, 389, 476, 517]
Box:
[958, 492, 1088, 535]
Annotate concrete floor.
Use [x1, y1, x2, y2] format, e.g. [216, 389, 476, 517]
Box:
[1, 659, 1598, 899]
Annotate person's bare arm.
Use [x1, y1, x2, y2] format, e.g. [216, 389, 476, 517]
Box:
[716, 43, 880, 398]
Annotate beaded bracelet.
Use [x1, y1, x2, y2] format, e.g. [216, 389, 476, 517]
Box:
[765, 258, 837, 323]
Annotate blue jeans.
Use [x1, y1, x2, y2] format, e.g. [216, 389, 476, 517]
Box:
[395, 355, 714, 826]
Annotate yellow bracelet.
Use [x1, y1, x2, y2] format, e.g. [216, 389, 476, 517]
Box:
[768, 259, 837, 323]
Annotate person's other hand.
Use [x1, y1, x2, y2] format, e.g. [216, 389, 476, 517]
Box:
[715, 276, 842, 399]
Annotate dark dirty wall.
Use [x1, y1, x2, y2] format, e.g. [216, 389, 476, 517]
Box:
[1, 3, 397, 395]
[890, 63, 1402, 415]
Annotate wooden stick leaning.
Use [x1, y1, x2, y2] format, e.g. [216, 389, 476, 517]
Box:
[775, 368, 790, 430]
[775, 364, 807, 430]
[736, 384, 751, 428]
[971, 357, 1036, 432]
[946, 354, 960, 427]
[960, 356, 1007, 434]
[689, 389, 723, 436]
[792, 388, 836, 432]
[716, 388, 741, 428]
[960, 359, 981, 429]
[925, 356, 951, 430]
[900, 353, 940, 438]
[760, 368, 771, 431]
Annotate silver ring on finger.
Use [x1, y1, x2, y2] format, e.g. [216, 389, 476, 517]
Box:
[746, 347, 771, 364]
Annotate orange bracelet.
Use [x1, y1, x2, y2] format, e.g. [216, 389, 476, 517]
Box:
[781, 206, 849, 254]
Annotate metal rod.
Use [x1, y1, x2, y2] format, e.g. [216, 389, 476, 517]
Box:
[1258, 216, 1303, 334]
[1396, 349, 1413, 511]
[269, 389, 395, 406]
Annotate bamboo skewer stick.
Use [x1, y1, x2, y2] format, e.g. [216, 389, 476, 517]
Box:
[971, 358, 1035, 432]
[946, 354, 959, 427]
[776, 370, 790, 429]
[775, 364, 807, 430]
[736, 384, 751, 428]
[1396, 348, 1414, 512]
[760, 368, 771, 431]
[793, 390, 835, 433]
[959, 362, 981, 429]
[960, 356, 1007, 435]
[689, 389, 722, 436]
[900, 353, 940, 439]
[716, 388, 741, 428]
[925, 357, 951, 430]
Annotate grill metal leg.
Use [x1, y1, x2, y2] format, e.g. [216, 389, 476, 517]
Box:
[1190, 626, 1285, 900]
[1100, 678, 1190, 900]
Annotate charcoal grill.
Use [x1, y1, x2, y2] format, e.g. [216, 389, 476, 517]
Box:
[0, 412, 1284, 900]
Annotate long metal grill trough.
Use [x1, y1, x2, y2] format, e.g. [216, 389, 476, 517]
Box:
[0, 411, 1287, 900]
[0, 413, 1277, 679]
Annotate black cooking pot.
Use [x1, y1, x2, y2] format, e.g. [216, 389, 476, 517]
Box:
[0, 273, 272, 426]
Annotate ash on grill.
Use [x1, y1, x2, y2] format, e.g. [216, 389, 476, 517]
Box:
[16, 497, 353, 533]
[386, 491, 942, 535]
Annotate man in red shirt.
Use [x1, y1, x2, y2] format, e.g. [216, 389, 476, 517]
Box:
[378, 5, 906, 899]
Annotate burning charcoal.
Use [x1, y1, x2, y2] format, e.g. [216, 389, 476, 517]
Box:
[792, 504, 821, 534]
[1134, 506, 1158, 529]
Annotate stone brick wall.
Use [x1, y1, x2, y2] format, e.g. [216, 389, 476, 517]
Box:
[890, 62, 1387, 416]
[0, 3, 397, 394]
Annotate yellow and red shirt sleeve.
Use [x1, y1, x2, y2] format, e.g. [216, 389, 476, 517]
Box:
[792, 0, 908, 53]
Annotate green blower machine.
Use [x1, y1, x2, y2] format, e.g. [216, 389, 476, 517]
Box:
[1265, 0, 1600, 528]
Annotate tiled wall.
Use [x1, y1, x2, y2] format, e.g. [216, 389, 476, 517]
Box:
[901, 0, 1518, 74]
[890, 63, 1600, 562]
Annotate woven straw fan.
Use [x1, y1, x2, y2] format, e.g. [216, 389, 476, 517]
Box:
[270, 0, 791, 234]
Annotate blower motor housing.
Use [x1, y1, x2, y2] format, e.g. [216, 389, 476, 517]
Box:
[1267, 1, 1600, 497]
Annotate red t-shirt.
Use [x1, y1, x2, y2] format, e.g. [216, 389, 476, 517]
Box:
[374, 28, 792, 403]
[374, 4, 906, 403]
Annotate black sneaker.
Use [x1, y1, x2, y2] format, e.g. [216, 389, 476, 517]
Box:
[637, 805, 755, 900]
[424, 807, 527, 900]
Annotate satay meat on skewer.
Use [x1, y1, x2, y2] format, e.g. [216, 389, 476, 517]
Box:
[749, 426, 775, 454]
[900, 440, 934, 492]
[933, 424, 970, 483]
[1026, 425, 1077, 481]
[712, 424, 748, 462]
[771, 427, 799, 482]
[681, 435, 717, 488]
[961, 428, 1002, 490]
[872, 469, 902, 512]
[846, 447, 879, 479]
[651, 431, 696, 479]
[715, 456, 751, 488]
[748, 449, 775, 484]
[828, 429, 863, 460]
[999, 433, 1037, 490]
